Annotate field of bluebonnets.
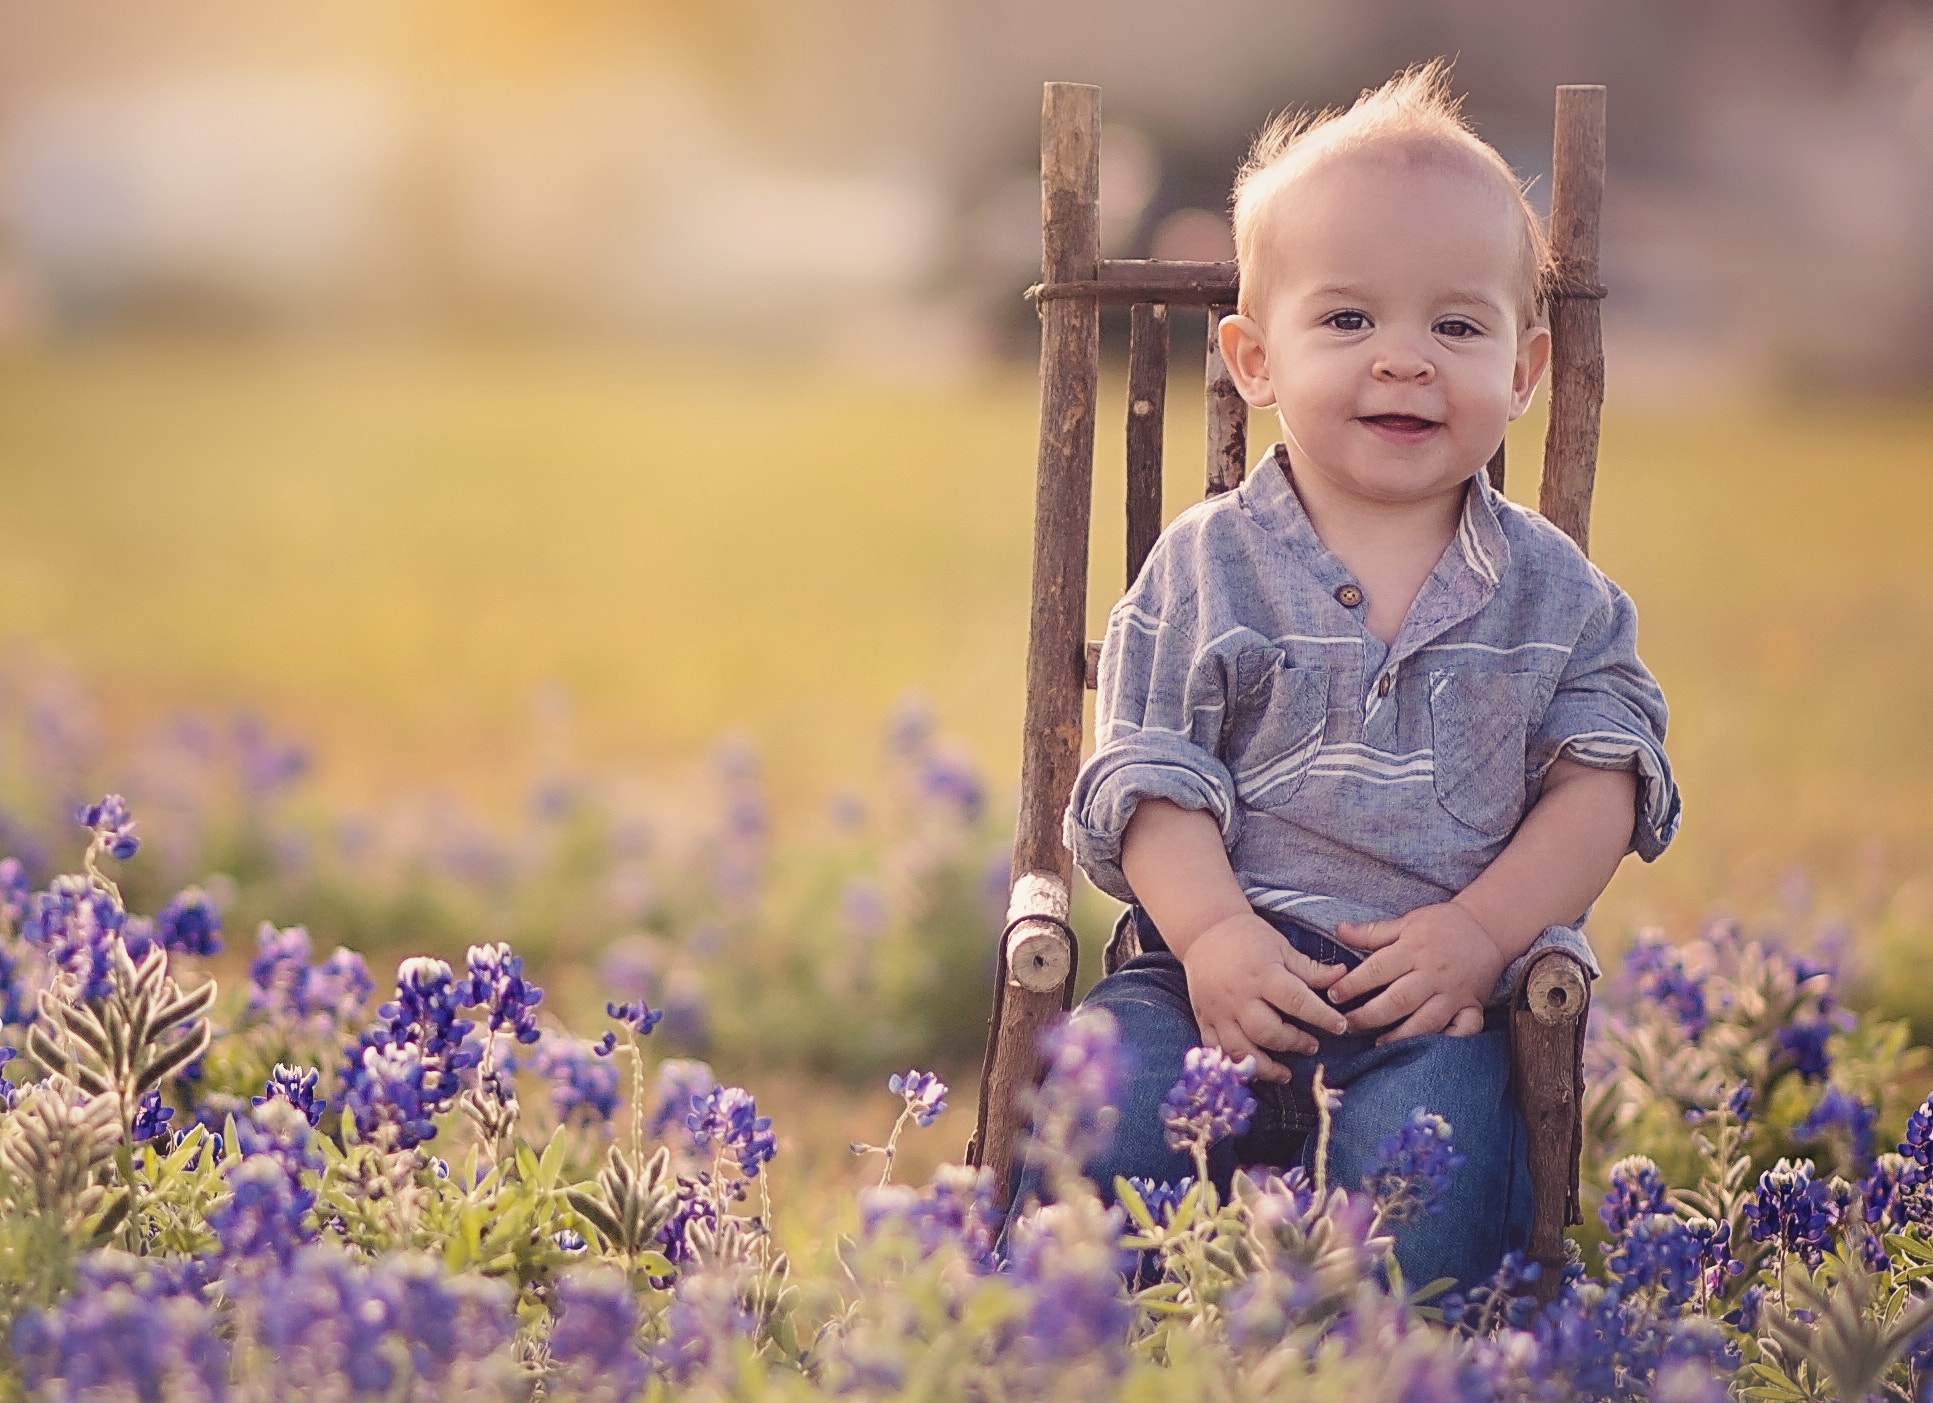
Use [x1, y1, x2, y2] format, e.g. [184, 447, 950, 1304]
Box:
[5, 340, 1933, 1399]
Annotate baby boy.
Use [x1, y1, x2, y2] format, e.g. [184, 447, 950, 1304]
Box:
[1057, 63, 1679, 1287]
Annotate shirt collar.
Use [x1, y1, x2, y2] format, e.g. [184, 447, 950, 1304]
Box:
[1240, 442, 1513, 600]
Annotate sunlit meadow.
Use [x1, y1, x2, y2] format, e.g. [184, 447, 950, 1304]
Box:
[3, 336, 1933, 1399]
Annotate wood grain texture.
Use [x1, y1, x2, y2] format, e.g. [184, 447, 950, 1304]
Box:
[1539, 86, 1606, 556]
[1511, 950, 1591, 1302]
[971, 81, 1099, 1206]
[1204, 303, 1248, 496]
[1126, 302, 1169, 586]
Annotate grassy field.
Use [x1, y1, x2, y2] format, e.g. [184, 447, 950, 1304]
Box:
[1, 333, 1931, 1005]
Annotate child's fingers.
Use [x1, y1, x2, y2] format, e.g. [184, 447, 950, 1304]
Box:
[1325, 944, 1410, 1004]
[1373, 992, 1460, 1046]
[1256, 967, 1347, 1038]
[1334, 918, 1402, 949]
[1339, 973, 1427, 1033]
[1444, 1005, 1485, 1037]
[1237, 1002, 1319, 1058]
[1210, 1021, 1294, 1081]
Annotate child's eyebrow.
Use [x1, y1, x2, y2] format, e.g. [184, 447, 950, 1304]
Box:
[1302, 282, 1507, 317]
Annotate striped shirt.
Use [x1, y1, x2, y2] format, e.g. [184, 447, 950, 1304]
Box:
[1065, 443, 1680, 1002]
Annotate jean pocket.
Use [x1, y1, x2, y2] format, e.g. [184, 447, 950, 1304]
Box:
[1428, 671, 1541, 837]
[1222, 654, 1329, 815]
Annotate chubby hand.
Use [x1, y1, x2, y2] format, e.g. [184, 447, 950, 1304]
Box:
[1180, 912, 1349, 1083]
[1326, 902, 1506, 1044]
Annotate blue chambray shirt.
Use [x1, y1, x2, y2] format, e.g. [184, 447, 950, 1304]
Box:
[1064, 443, 1681, 1003]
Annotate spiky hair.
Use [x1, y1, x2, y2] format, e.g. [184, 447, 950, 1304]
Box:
[1229, 60, 1548, 323]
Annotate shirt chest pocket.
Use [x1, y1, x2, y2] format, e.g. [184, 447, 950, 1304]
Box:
[1428, 670, 1545, 837]
[1218, 652, 1329, 815]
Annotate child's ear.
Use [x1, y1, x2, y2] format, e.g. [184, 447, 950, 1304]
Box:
[1508, 323, 1552, 420]
[1217, 314, 1277, 408]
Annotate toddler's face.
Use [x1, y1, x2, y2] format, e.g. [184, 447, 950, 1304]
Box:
[1223, 151, 1549, 515]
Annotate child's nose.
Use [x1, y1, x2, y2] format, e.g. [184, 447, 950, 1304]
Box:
[1373, 349, 1435, 382]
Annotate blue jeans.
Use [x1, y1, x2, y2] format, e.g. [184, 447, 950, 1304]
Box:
[1010, 907, 1532, 1290]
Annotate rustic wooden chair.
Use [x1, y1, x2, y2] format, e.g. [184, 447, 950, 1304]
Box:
[967, 82, 1609, 1301]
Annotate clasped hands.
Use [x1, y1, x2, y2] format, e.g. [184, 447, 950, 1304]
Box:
[1181, 902, 1507, 1084]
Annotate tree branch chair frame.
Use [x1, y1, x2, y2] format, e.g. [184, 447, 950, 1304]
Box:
[968, 82, 1608, 1302]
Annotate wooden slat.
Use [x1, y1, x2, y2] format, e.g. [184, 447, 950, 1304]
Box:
[1125, 302, 1169, 585]
[1203, 303, 1247, 496]
[1539, 86, 1607, 555]
[971, 81, 1099, 1208]
[1511, 951, 1591, 1302]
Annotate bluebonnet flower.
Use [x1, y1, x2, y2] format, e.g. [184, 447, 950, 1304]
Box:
[0, 1047, 17, 1110]
[606, 999, 664, 1036]
[210, 1154, 313, 1268]
[245, 923, 312, 1020]
[647, 1060, 717, 1147]
[1004, 1199, 1133, 1368]
[651, 1272, 757, 1387]
[13, 1280, 226, 1403]
[857, 1163, 1001, 1272]
[548, 1268, 645, 1400]
[1600, 1155, 1669, 1237]
[1621, 932, 1707, 1039]
[234, 716, 309, 799]
[592, 1031, 617, 1057]
[0, 938, 35, 1028]
[1030, 1010, 1127, 1168]
[23, 875, 123, 1004]
[532, 1035, 621, 1127]
[1604, 1214, 1708, 1308]
[1775, 1018, 1835, 1083]
[1901, 1093, 1933, 1184]
[888, 1069, 948, 1127]
[1159, 1045, 1258, 1157]
[917, 748, 984, 823]
[153, 887, 222, 958]
[380, 958, 478, 1068]
[79, 794, 140, 861]
[688, 1085, 777, 1178]
[1363, 1108, 1464, 1223]
[1221, 1268, 1323, 1353]
[1743, 1158, 1839, 1267]
[253, 1248, 511, 1395]
[1863, 1152, 1920, 1232]
[304, 947, 375, 1031]
[1123, 1176, 1193, 1226]
[460, 942, 542, 1045]
[1796, 1085, 1877, 1174]
[255, 1063, 324, 1128]
[658, 1176, 720, 1265]
[340, 1040, 439, 1149]
[555, 1229, 588, 1254]
[1440, 1250, 1544, 1332]
[130, 1090, 176, 1145]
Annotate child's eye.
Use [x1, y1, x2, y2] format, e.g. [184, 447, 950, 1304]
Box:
[1324, 311, 1369, 332]
[1435, 318, 1481, 339]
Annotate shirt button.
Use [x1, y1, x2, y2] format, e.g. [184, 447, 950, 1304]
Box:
[1376, 673, 1393, 697]
[1334, 584, 1363, 607]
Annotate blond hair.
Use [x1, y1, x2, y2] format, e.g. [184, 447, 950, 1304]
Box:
[1230, 60, 1547, 324]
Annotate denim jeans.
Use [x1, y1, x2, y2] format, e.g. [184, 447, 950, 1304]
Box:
[1010, 907, 1532, 1290]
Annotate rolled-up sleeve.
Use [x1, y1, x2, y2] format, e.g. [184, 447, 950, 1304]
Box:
[1063, 592, 1243, 903]
[1529, 583, 1681, 861]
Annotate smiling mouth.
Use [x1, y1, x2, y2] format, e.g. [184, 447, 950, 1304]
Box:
[1359, 414, 1441, 433]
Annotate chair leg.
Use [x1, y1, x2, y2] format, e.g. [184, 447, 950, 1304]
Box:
[1509, 950, 1590, 1303]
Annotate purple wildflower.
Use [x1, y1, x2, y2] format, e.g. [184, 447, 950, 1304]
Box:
[1123, 1176, 1193, 1226]
[0, 857, 28, 929]
[1363, 1107, 1464, 1223]
[1159, 1045, 1258, 1156]
[153, 888, 222, 959]
[1743, 1158, 1838, 1267]
[657, 1176, 720, 1265]
[857, 1164, 1000, 1271]
[651, 1273, 756, 1386]
[1004, 1200, 1133, 1368]
[130, 1090, 176, 1144]
[460, 942, 542, 1045]
[687, 1085, 777, 1179]
[646, 1060, 717, 1146]
[210, 1154, 313, 1268]
[23, 875, 123, 1003]
[1621, 932, 1707, 1039]
[548, 1269, 645, 1400]
[1900, 1093, 1933, 1183]
[606, 999, 664, 1036]
[888, 1069, 948, 1128]
[79, 794, 139, 861]
[340, 1040, 438, 1149]
[1600, 1155, 1669, 1237]
[1603, 1214, 1713, 1308]
[531, 1035, 621, 1127]
[13, 1281, 226, 1403]
[245, 923, 312, 1020]
[1795, 1086, 1877, 1175]
[1031, 1010, 1127, 1167]
[1863, 1152, 1920, 1232]
[254, 1063, 324, 1128]
[592, 1031, 617, 1057]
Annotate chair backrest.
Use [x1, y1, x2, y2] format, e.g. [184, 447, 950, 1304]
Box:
[969, 82, 1608, 1205]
